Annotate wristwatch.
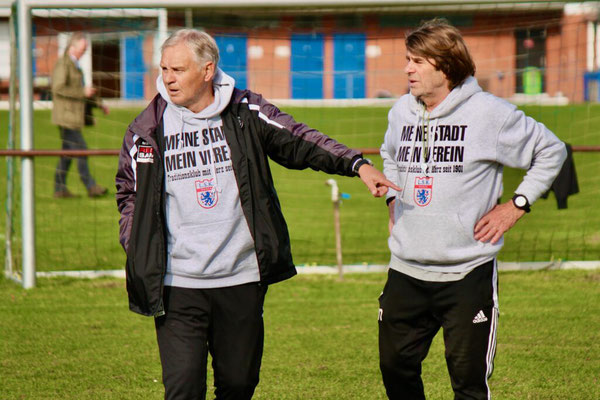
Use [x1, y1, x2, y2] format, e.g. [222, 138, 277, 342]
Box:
[352, 157, 373, 175]
[512, 194, 531, 213]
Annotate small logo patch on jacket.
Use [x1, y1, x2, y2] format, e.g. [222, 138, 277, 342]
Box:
[137, 145, 154, 164]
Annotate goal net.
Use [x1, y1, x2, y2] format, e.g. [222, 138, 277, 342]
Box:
[3, 1, 599, 283]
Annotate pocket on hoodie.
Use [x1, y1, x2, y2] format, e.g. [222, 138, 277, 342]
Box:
[390, 213, 478, 264]
[169, 218, 256, 277]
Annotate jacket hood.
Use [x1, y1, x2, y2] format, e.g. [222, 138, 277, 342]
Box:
[156, 67, 235, 120]
[409, 76, 482, 118]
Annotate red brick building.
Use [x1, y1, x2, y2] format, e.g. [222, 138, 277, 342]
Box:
[1, 2, 599, 103]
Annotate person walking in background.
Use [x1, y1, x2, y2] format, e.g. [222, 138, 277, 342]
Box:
[51, 32, 108, 198]
[378, 19, 567, 399]
[116, 29, 399, 400]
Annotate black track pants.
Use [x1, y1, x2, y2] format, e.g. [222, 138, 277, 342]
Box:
[155, 283, 267, 400]
[55, 126, 96, 191]
[378, 260, 498, 400]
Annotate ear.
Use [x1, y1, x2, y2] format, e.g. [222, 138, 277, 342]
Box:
[204, 61, 216, 82]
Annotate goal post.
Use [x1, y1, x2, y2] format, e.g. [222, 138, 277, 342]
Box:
[9, 0, 173, 288]
[4, 1, 17, 284]
[16, 0, 35, 288]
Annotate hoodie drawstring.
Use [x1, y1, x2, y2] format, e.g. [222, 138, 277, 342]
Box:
[205, 118, 222, 193]
[397, 104, 440, 203]
[175, 111, 221, 193]
[420, 106, 440, 176]
[178, 109, 185, 149]
[421, 107, 429, 174]
[398, 112, 420, 203]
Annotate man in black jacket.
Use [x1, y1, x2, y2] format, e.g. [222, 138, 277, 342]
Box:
[116, 29, 398, 400]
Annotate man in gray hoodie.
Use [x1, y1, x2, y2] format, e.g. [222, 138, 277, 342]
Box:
[116, 29, 399, 400]
[378, 19, 566, 399]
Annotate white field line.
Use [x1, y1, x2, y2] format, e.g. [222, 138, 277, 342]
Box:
[33, 260, 600, 279]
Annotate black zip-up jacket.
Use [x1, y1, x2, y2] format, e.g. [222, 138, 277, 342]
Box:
[116, 89, 362, 316]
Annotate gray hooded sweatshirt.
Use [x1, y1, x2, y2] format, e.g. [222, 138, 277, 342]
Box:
[381, 76, 566, 281]
[157, 69, 260, 288]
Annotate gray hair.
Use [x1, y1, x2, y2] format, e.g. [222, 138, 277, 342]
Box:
[161, 29, 220, 67]
[64, 32, 87, 56]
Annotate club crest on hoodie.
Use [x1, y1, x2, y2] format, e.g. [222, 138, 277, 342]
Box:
[195, 179, 218, 208]
[414, 176, 433, 206]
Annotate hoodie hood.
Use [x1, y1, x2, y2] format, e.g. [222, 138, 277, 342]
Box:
[409, 76, 482, 118]
[156, 67, 235, 120]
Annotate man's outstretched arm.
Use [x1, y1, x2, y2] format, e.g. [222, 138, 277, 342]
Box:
[357, 164, 402, 198]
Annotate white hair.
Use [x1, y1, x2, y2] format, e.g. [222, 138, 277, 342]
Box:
[161, 29, 220, 67]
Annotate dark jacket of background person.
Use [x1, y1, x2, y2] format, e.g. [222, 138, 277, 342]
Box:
[541, 143, 579, 209]
[116, 90, 362, 317]
[51, 53, 97, 130]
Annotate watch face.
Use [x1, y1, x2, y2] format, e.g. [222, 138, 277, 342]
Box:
[515, 196, 527, 207]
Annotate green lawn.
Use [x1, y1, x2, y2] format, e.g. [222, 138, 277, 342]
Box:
[0, 270, 598, 399]
[0, 104, 599, 272]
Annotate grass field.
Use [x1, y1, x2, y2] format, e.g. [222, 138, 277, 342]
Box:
[0, 103, 599, 272]
[1, 270, 598, 399]
[0, 104, 598, 399]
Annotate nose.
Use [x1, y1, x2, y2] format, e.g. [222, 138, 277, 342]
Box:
[404, 61, 414, 74]
[163, 69, 175, 84]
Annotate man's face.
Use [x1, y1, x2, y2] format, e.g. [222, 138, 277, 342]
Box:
[70, 38, 88, 60]
[404, 51, 450, 105]
[160, 42, 214, 112]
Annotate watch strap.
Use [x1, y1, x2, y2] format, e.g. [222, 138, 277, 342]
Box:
[512, 194, 531, 213]
[352, 158, 373, 175]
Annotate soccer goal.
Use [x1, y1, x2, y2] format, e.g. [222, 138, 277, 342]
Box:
[3, 0, 600, 288]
